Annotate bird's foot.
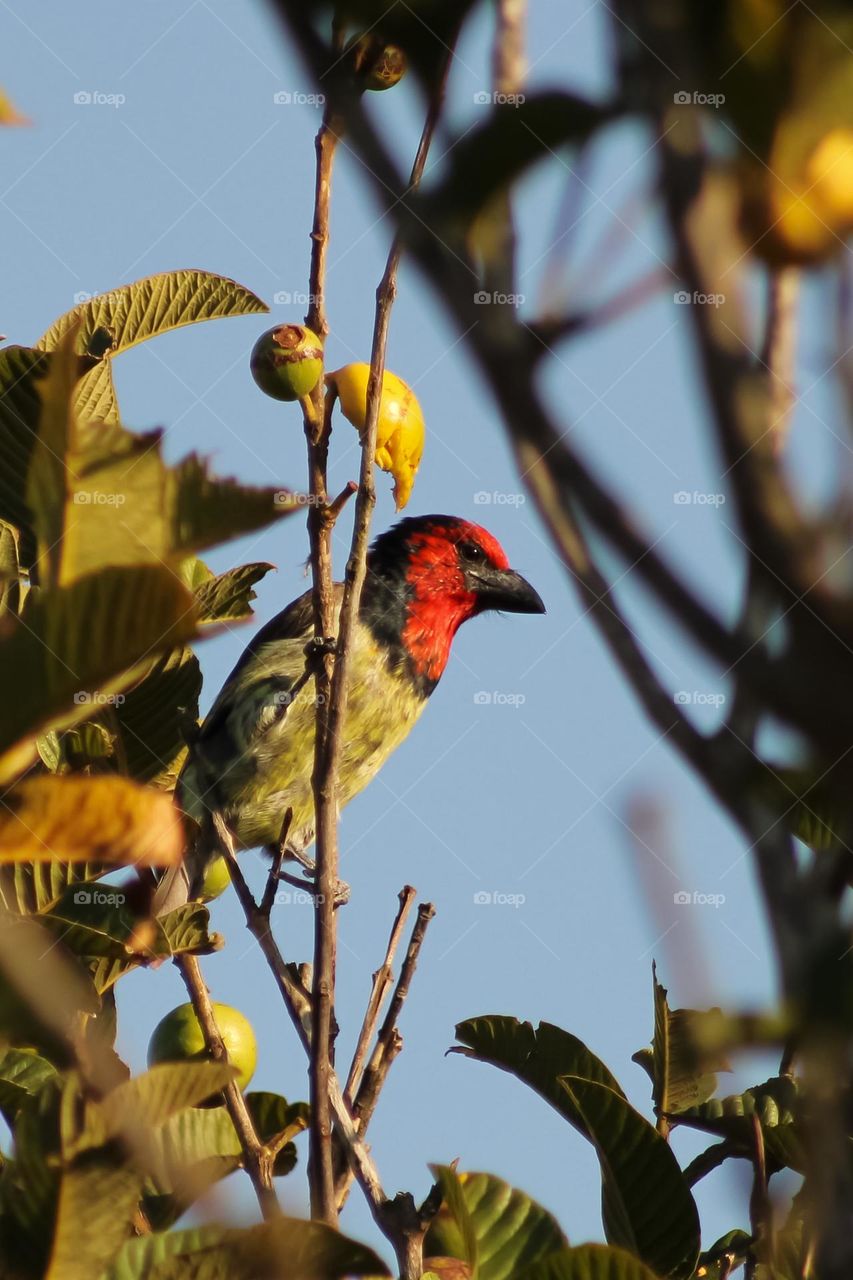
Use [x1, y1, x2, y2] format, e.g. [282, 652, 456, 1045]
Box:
[275, 865, 350, 908]
[304, 635, 337, 666]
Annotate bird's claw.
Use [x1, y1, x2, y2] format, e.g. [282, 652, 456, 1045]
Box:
[275, 864, 350, 908]
[304, 635, 337, 662]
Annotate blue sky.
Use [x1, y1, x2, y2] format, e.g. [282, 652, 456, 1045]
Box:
[2, 0, 843, 1263]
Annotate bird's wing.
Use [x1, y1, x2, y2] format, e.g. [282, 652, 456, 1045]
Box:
[178, 585, 338, 815]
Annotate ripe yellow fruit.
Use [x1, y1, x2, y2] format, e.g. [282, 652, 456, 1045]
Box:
[327, 362, 424, 509]
[746, 128, 853, 264]
[147, 1001, 258, 1092]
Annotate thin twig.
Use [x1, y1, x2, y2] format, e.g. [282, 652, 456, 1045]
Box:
[176, 954, 280, 1221]
[761, 268, 800, 452]
[334, 902, 436, 1210]
[345, 885, 417, 1104]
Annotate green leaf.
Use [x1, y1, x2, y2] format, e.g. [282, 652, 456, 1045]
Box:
[147, 1105, 242, 1192]
[106, 1218, 388, 1280]
[50, 417, 297, 583]
[244, 1090, 308, 1176]
[193, 562, 274, 623]
[695, 1229, 752, 1280]
[559, 1077, 699, 1279]
[516, 1243, 663, 1280]
[0, 1046, 58, 1124]
[0, 345, 54, 573]
[46, 1154, 142, 1280]
[68, 1062, 236, 1160]
[0, 858, 107, 915]
[429, 1166, 480, 1274]
[112, 647, 202, 785]
[0, 518, 22, 616]
[0, 563, 199, 781]
[88, 902, 221, 995]
[426, 1168, 567, 1280]
[632, 965, 730, 1117]
[453, 1019, 699, 1279]
[671, 1076, 805, 1174]
[37, 270, 268, 425]
[453, 1016, 626, 1104]
[27, 326, 79, 586]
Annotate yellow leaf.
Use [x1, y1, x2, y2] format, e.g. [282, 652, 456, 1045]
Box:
[0, 775, 184, 866]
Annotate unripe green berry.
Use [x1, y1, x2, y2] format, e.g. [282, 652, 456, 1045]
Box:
[349, 33, 407, 92]
[250, 324, 323, 402]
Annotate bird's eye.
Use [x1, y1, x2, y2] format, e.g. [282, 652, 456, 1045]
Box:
[459, 540, 486, 563]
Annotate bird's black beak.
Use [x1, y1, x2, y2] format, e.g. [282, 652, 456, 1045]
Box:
[468, 565, 546, 615]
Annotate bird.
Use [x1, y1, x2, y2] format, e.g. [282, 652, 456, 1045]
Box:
[154, 514, 544, 912]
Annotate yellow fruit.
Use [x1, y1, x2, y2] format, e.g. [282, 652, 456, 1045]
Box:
[327, 363, 424, 509]
[147, 1001, 258, 1092]
[200, 854, 231, 901]
[748, 128, 853, 264]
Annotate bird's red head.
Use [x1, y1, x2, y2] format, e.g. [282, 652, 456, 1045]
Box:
[363, 515, 544, 691]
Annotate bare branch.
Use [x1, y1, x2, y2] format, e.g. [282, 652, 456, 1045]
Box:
[176, 954, 280, 1221]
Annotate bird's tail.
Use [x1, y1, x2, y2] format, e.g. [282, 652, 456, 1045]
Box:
[151, 813, 214, 916]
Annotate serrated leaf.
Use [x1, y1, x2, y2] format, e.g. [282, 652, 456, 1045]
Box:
[0, 563, 199, 781]
[106, 1218, 388, 1280]
[46, 1154, 143, 1280]
[194, 562, 274, 623]
[516, 1243, 663, 1280]
[37, 270, 268, 425]
[52, 418, 297, 583]
[426, 1169, 567, 1280]
[0, 776, 183, 867]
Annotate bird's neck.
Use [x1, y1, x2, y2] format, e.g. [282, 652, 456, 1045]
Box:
[361, 571, 473, 695]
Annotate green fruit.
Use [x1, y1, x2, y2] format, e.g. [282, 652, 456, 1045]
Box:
[250, 325, 323, 402]
[349, 34, 407, 91]
[200, 855, 231, 901]
[148, 1001, 258, 1092]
